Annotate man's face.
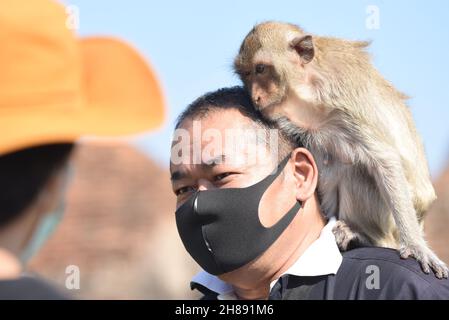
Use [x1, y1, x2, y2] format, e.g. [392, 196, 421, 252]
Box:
[170, 107, 297, 231]
[170, 107, 323, 292]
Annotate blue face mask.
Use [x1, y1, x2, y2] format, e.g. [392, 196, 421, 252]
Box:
[19, 165, 73, 265]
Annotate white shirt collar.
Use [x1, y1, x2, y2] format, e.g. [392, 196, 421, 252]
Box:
[191, 217, 342, 300]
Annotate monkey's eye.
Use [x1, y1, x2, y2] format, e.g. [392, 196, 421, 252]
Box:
[255, 64, 266, 75]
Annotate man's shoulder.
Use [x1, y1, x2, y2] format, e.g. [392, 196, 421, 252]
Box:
[342, 246, 429, 276]
[342, 246, 441, 281]
[335, 247, 449, 299]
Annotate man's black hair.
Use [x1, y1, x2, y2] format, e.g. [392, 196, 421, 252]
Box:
[175, 86, 268, 129]
[175, 86, 302, 151]
[0, 143, 74, 227]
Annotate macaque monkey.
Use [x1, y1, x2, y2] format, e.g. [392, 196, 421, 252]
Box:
[234, 21, 448, 278]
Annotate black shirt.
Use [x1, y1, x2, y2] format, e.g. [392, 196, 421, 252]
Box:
[0, 275, 69, 300]
[193, 247, 449, 300]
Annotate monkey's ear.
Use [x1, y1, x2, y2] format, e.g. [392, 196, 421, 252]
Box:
[291, 35, 314, 64]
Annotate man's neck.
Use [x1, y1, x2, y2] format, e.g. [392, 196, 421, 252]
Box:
[270, 215, 325, 284]
[231, 212, 326, 300]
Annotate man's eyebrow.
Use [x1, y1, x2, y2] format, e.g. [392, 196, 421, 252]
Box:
[170, 170, 187, 182]
[170, 155, 229, 181]
[202, 154, 226, 168]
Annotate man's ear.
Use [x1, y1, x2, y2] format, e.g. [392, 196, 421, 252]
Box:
[290, 35, 314, 64]
[291, 148, 318, 202]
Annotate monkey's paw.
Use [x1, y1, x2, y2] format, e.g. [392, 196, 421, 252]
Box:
[400, 244, 449, 279]
[332, 220, 367, 252]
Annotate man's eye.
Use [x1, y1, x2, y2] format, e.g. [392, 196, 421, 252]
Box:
[175, 186, 195, 196]
[255, 64, 265, 74]
[243, 70, 251, 77]
[214, 172, 232, 182]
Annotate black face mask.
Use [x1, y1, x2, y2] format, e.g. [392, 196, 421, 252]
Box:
[175, 155, 302, 276]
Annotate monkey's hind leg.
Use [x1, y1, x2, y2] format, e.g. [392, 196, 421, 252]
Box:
[332, 220, 371, 251]
[364, 139, 448, 279]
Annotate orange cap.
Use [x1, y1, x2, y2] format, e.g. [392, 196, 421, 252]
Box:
[0, 0, 165, 155]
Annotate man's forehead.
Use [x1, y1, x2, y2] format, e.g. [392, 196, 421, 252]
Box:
[170, 106, 280, 176]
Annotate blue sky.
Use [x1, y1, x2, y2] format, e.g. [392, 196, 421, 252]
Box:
[67, 0, 449, 178]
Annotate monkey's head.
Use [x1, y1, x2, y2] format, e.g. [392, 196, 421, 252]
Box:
[234, 22, 315, 111]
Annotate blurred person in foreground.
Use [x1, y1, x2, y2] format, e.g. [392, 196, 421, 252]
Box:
[170, 87, 449, 300]
[0, 0, 164, 299]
